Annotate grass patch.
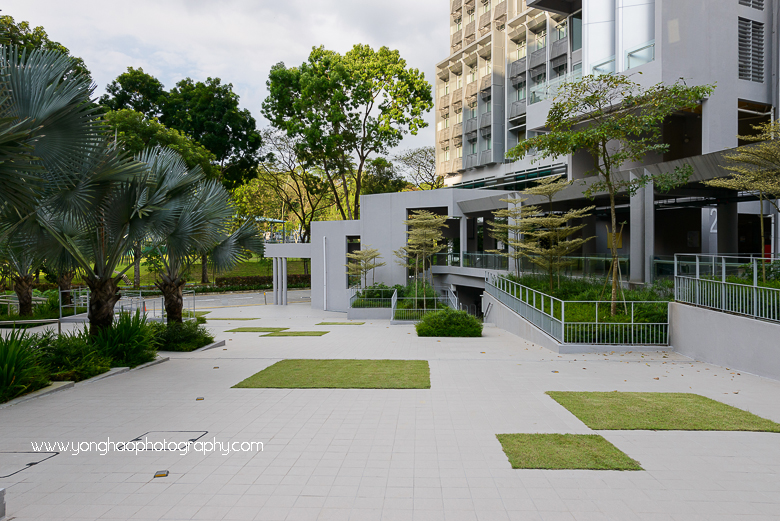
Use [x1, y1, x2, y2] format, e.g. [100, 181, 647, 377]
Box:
[226, 327, 288, 333]
[316, 322, 365, 325]
[232, 359, 430, 389]
[261, 331, 328, 337]
[547, 392, 780, 432]
[496, 433, 642, 470]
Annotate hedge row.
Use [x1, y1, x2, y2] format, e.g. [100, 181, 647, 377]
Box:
[214, 274, 311, 287]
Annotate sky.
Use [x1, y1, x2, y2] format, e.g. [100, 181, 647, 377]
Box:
[4, 0, 449, 154]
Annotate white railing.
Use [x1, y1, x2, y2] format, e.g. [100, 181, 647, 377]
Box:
[391, 295, 452, 323]
[674, 254, 780, 323]
[349, 287, 396, 309]
[59, 286, 197, 323]
[485, 273, 669, 345]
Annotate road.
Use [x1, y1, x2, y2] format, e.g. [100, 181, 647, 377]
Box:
[186, 289, 311, 308]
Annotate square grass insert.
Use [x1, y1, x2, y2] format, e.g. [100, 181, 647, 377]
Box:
[261, 331, 328, 337]
[208, 318, 258, 321]
[316, 322, 365, 325]
[547, 392, 780, 432]
[226, 327, 289, 333]
[233, 359, 431, 389]
[496, 433, 642, 470]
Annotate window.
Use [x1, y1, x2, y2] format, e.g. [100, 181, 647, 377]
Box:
[457, 75, 463, 88]
[456, 146, 463, 158]
[470, 104, 477, 118]
[469, 9, 475, 22]
[535, 30, 546, 51]
[469, 67, 476, 83]
[443, 114, 450, 128]
[571, 11, 582, 51]
[516, 81, 526, 100]
[555, 20, 567, 40]
[445, 81, 450, 95]
[552, 62, 567, 78]
[485, 100, 492, 113]
[444, 146, 451, 161]
[484, 135, 492, 150]
[482, 1, 491, 14]
[485, 61, 492, 75]
[517, 41, 526, 59]
[740, 0, 764, 10]
[739, 17, 765, 82]
[456, 111, 463, 124]
[470, 142, 477, 154]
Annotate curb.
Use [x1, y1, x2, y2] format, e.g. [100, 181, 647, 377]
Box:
[74, 367, 130, 387]
[1, 487, 5, 521]
[0, 381, 74, 409]
[129, 357, 170, 371]
[193, 340, 226, 352]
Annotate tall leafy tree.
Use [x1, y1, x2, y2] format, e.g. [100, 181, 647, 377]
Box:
[263, 44, 433, 220]
[0, 16, 91, 80]
[361, 157, 409, 195]
[162, 77, 262, 188]
[99, 67, 166, 118]
[507, 74, 714, 314]
[394, 146, 441, 190]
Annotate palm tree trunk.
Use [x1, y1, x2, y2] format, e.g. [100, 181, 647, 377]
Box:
[86, 277, 121, 334]
[133, 243, 141, 289]
[13, 274, 34, 316]
[58, 271, 74, 307]
[156, 277, 185, 324]
[201, 253, 209, 284]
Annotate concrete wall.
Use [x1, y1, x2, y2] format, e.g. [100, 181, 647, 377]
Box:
[669, 302, 780, 381]
[309, 220, 361, 312]
[265, 243, 312, 258]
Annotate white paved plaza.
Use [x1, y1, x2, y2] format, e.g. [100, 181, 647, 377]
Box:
[1, 299, 780, 520]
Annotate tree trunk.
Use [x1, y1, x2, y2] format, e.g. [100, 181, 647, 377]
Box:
[13, 274, 34, 317]
[609, 188, 619, 317]
[133, 243, 142, 289]
[86, 277, 121, 335]
[201, 253, 209, 284]
[156, 277, 185, 325]
[759, 193, 766, 283]
[58, 271, 74, 307]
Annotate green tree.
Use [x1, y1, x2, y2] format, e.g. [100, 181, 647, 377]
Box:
[345, 247, 386, 287]
[263, 44, 433, 220]
[507, 74, 714, 314]
[394, 146, 442, 190]
[99, 67, 166, 118]
[0, 16, 91, 80]
[703, 121, 780, 281]
[162, 77, 262, 188]
[394, 210, 449, 292]
[361, 157, 409, 195]
[488, 197, 536, 279]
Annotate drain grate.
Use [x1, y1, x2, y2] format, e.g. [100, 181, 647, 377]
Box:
[0, 451, 58, 479]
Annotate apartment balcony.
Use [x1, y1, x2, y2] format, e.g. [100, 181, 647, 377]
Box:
[453, 122, 463, 141]
[452, 87, 463, 112]
[479, 149, 494, 165]
[479, 111, 492, 129]
[464, 0, 475, 10]
[494, 1, 507, 25]
[509, 58, 526, 84]
[509, 100, 527, 119]
[439, 94, 450, 110]
[451, 30, 463, 53]
[451, 0, 462, 13]
[464, 20, 475, 39]
[479, 12, 492, 36]
[551, 37, 568, 59]
[464, 153, 478, 169]
[438, 128, 451, 145]
[452, 157, 463, 171]
[529, 47, 547, 69]
[479, 75, 491, 100]
[464, 117, 478, 133]
[465, 81, 478, 103]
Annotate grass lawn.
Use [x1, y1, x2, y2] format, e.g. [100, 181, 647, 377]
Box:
[547, 392, 780, 432]
[261, 331, 328, 337]
[316, 322, 365, 325]
[227, 327, 289, 333]
[496, 433, 642, 470]
[233, 359, 431, 389]
[115, 259, 308, 287]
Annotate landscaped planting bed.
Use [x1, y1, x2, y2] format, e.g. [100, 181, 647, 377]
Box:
[496, 433, 642, 470]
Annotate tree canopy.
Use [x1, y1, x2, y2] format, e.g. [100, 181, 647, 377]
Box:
[361, 157, 409, 195]
[263, 44, 433, 220]
[394, 146, 441, 190]
[99, 67, 166, 118]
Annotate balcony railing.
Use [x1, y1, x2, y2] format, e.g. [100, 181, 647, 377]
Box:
[550, 37, 568, 59]
[479, 149, 493, 165]
[464, 20, 476, 38]
[529, 47, 547, 68]
[509, 100, 527, 119]
[439, 94, 450, 109]
[529, 68, 583, 105]
[438, 128, 451, 144]
[463, 252, 508, 270]
[464, 153, 478, 168]
[464, 117, 478, 133]
[452, 156, 463, 171]
[626, 41, 655, 69]
[451, 0, 462, 13]
[479, 111, 491, 128]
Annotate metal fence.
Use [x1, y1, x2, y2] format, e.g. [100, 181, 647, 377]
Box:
[59, 287, 197, 324]
[674, 254, 780, 323]
[485, 273, 669, 346]
[349, 287, 396, 308]
[391, 295, 452, 322]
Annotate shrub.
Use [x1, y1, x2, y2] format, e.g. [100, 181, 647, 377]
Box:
[214, 274, 310, 288]
[92, 310, 158, 367]
[415, 309, 482, 337]
[39, 330, 111, 382]
[0, 328, 49, 403]
[151, 321, 215, 352]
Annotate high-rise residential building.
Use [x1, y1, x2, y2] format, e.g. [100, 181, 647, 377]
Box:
[435, 0, 780, 284]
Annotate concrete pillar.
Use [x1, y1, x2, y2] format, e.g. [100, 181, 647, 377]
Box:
[581, 214, 597, 256]
[644, 178, 655, 284]
[459, 216, 467, 267]
[282, 258, 288, 305]
[717, 202, 739, 255]
[272, 257, 278, 305]
[629, 172, 645, 285]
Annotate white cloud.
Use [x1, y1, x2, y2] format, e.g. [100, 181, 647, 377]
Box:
[5, 0, 449, 152]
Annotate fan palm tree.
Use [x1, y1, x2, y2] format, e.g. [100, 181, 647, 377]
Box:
[150, 177, 263, 323]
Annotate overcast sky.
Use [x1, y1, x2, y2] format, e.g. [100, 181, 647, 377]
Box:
[4, 0, 449, 153]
